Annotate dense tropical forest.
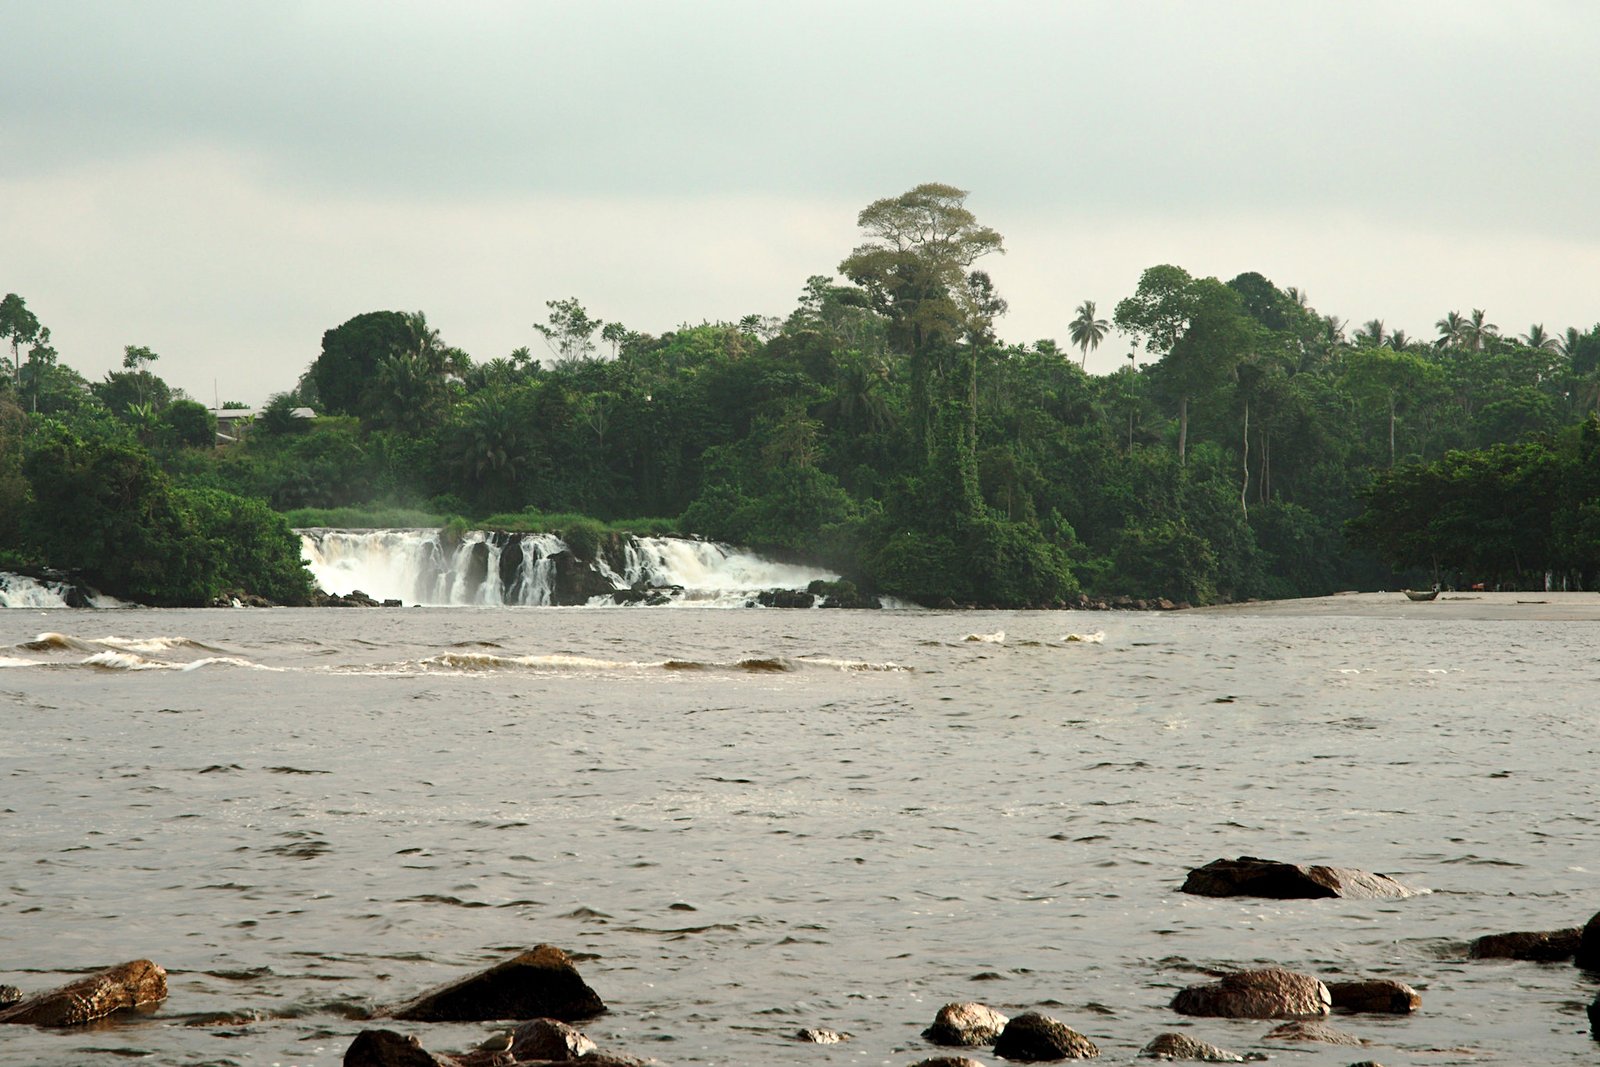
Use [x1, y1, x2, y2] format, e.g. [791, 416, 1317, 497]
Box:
[4, 183, 1600, 607]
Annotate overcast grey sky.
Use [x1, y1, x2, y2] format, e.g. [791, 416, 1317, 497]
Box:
[4, 1, 1598, 403]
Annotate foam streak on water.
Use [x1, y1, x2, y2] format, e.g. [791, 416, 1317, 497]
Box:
[0, 607, 1596, 1065]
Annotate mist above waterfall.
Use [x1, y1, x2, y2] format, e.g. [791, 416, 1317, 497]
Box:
[298, 529, 840, 607]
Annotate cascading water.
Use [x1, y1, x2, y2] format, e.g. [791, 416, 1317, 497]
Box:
[297, 529, 840, 607]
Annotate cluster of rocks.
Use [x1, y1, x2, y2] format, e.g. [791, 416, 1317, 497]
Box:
[1071, 594, 1190, 612]
[5, 864, 1596, 1061]
[758, 579, 883, 609]
[310, 588, 404, 608]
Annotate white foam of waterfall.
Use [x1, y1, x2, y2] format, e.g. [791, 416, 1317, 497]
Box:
[508, 533, 565, 605]
[0, 573, 124, 609]
[298, 529, 840, 607]
[629, 537, 838, 603]
[1, 573, 73, 609]
[299, 529, 449, 605]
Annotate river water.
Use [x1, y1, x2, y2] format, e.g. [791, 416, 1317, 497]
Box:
[1, 605, 1596, 1065]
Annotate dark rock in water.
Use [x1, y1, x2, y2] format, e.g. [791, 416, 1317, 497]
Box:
[1326, 978, 1421, 1013]
[387, 945, 605, 1023]
[909, 1059, 988, 1067]
[508, 1017, 597, 1060]
[1172, 967, 1331, 1019]
[795, 1027, 849, 1043]
[548, 552, 618, 606]
[499, 537, 524, 591]
[0, 986, 20, 1008]
[924, 1002, 1009, 1046]
[1180, 856, 1419, 899]
[344, 1029, 445, 1067]
[807, 578, 882, 609]
[1136, 1032, 1246, 1061]
[382, 599, 403, 608]
[1261, 1020, 1366, 1046]
[992, 1011, 1099, 1060]
[0, 959, 168, 1027]
[1468, 928, 1580, 962]
[1578, 909, 1600, 970]
[758, 589, 815, 609]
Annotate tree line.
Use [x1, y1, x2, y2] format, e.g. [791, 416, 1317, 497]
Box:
[4, 182, 1600, 606]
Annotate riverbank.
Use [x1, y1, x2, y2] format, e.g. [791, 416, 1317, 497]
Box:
[1190, 589, 1600, 621]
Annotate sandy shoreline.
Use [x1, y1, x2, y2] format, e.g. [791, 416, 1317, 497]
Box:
[1187, 589, 1600, 621]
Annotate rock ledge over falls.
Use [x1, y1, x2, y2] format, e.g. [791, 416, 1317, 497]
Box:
[298, 528, 846, 608]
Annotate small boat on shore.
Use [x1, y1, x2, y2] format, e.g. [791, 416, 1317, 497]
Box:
[1404, 589, 1439, 602]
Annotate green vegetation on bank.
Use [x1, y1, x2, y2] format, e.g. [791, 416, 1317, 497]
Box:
[3, 182, 1600, 605]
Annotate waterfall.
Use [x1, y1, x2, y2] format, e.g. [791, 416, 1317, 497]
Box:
[0, 572, 123, 609]
[297, 529, 840, 607]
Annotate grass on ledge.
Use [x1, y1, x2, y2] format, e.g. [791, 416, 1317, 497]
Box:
[282, 506, 451, 529]
[284, 505, 680, 538]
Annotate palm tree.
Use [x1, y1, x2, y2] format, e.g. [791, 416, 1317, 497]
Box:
[1389, 329, 1411, 351]
[1521, 324, 1560, 352]
[1558, 327, 1584, 361]
[1354, 319, 1388, 347]
[1464, 308, 1498, 351]
[1435, 310, 1468, 349]
[1067, 300, 1110, 368]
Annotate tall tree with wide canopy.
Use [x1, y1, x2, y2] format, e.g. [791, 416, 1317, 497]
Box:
[1115, 267, 1255, 465]
[0, 293, 41, 389]
[839, 182, 1003, 457]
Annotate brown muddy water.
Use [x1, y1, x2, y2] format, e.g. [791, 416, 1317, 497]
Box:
[1, 605, 1597, 1064]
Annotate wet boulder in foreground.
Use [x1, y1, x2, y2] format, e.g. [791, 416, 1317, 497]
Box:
[1326, 978, 1421, 1013]
[0, 958, 167, 1027]
[506, 1017, 598, 1060]
[1579, 909, 1600, 970]
[908, 1058, 989, 1067]
[387, 945, 605, 1023]
[1171, 967, 1331, 1019]
[924, 1002, 1010, 1046]
[992, 1011, 1099, 1060]
[1136, 1032, 1246, 1061]
[1180, 856, 1419, 900]
[344, 1029, 445, 1066]
[1468, 927, 1580, 962]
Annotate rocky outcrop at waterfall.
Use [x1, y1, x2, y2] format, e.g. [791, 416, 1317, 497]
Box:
[298, 528, 848, 608]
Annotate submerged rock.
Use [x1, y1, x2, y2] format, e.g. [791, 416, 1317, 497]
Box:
[1262, 1020, 1366, 1046]
[924, 1002, 1009, 1046]
[0, 959, 167, 1027]
[909, 1059, 989, 1067]
[795, 1027, 849, 1043]
[1180, 856, 1419, 899]
[1468, 928, 1580, 962]
[992, 1011, 1099, 1060]
[1171, 968, 1331, 1020]
[1326, 978, 1421, 1013]
[387, 945, 605, 1023]
[1136, 1032, 1246, 1061]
